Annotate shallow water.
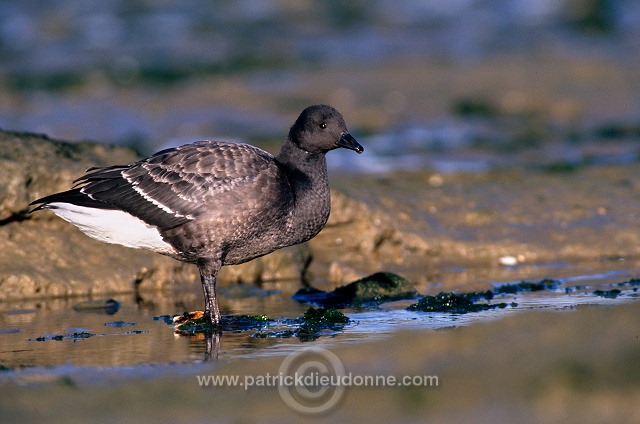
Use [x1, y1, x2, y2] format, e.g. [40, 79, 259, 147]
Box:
[1, 260, 637, 381]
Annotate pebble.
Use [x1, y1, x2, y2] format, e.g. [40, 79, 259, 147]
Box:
[499, 255, 520, 266]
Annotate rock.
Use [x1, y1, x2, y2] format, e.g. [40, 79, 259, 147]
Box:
[0, 130, 139, 222]
[327, 261, 363, 286]
[72, 298, 121, 314]
[292, 271, 418, 307]
[0, 130, 429, 300]
[306, 191, 431, 289]
[335, 272, 418, 305]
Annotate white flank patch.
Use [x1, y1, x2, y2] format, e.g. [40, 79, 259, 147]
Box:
[46, 202, 176, 255]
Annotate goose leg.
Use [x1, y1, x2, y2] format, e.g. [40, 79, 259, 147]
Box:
[204, 332, 221, 361]
[198, 259, 222, 326]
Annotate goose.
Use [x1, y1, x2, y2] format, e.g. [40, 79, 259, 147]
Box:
[30, 104, 363, 326]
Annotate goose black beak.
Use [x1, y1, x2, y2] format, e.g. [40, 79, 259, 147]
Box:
[336, 132, 364, 154]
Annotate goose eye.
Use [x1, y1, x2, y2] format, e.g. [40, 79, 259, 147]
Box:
[319, 123, 326, 129]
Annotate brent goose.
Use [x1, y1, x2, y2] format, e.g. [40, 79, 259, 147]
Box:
[30, 104, 363, 326]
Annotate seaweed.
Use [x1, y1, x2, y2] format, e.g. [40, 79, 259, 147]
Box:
[592, 289, 621, 299]
[494, 279, 559, 294]
[172, 307, 350, 342]
[616, 278, 640, 287]
[407, 292, 508, 314]
[31, 331, 97, 342]
[104, 321, 136, 327]
[173, 313, 271, 335]
[254, 307, 350, 342]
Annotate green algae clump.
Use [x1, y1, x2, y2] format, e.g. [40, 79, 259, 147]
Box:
[407, 292, 508, 314]
[253, 307, 351, 342]
[592, 289, 621, 299]
[494, 279, 559, 294]
[296, 307, 350, 342]
[173, 313, 270, 334]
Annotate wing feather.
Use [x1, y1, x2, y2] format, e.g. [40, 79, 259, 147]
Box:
[32, 140, 278, 231]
